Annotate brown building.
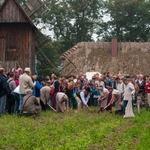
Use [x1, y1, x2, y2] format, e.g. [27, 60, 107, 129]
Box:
[0, 0, 37, 73]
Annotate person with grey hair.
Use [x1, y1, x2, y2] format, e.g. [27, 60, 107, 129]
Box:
[0, 68, 9, 116]
[22, 89, 41, 117]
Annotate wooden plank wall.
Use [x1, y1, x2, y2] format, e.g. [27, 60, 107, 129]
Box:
[0, 23, 35, 72]
[0, 38, 6, 61]
[0, 0, 28, 23]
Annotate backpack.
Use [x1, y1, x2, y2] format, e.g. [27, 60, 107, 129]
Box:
[7, 80, 13, 95]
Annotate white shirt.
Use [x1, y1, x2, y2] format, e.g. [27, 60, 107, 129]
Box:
[101, 88, 109, 96]
[112, 89, 120, 96]
[123, 83, 135, 101]
[13, 85, 20, 94]
[99, 81, 105, 87]
[80, 92, 90, 105]
[56, 92, 68, 102]
[117, 82, 124, 94]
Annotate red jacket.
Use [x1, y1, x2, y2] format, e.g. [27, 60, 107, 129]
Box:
[146, 82, 150, 93]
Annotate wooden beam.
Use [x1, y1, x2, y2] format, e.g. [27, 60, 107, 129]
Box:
[35, 45, 59, 74]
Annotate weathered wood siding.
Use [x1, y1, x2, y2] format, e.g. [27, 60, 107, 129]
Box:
[22, 0, 47, 20]
[0, 23, 35, 72]
[0, 0, 28, 23]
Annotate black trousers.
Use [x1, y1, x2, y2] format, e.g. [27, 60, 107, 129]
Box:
[6, 94, 15, 114]
[40, 100, 46, 111]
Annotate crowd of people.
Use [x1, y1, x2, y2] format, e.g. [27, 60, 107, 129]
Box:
[0, 67, 150, 118]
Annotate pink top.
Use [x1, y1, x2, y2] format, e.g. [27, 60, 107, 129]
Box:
[15, 80, 19, 86]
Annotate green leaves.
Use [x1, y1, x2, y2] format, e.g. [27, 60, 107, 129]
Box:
[99, 0, 150, 42]
[41, 0, 103, 48]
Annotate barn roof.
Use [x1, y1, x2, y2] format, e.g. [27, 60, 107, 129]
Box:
[0, 0, 37, 29]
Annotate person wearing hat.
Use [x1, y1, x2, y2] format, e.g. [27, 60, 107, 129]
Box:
[19, 67, 36, 112]
[74, 87, 91, 112]
[107, 86, 122, 115]
[97, 86, 109, 113]
[56, 92, 69, 112]
[22, 89, 41, 117]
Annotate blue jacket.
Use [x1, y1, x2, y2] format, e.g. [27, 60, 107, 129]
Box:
[0, 73, 9, 97]
[92, 87, 100, 98]
[32, 80, 43, 97]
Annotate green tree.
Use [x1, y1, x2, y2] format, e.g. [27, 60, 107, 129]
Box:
[40, 0, 104, 52]
[98, 0, 150, 42]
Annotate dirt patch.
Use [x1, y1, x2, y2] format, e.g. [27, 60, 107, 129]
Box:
[4, 146, 17, 150]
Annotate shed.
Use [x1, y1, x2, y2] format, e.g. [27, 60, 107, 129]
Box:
[0, 0, 37, 73]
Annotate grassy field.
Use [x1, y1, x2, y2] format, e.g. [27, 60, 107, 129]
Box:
[0, 107, 150, 150]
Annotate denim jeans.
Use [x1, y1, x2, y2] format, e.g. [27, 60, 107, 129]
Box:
[69, 98, 72, 108]
[0, 95, 6, 116]
[19, 94, 26, 110]
[13, 92, 20, 113]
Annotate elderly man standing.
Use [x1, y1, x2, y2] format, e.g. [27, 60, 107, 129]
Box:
[22, 89, 41, 117]
[0, 68, 9, 116]
[19, 68, 35, 112]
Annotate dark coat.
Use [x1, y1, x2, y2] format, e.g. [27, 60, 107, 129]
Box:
[0, 73, 9, 98]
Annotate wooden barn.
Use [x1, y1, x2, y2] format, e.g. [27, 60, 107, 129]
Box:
[0, 0, 37, 73]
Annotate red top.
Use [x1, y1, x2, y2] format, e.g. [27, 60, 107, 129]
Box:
[146, 82, 150, 93]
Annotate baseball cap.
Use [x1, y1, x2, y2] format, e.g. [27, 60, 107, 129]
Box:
[24, 67, 31, 72]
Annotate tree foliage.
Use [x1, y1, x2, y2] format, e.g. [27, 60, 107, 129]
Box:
[17, 0, 150, 76]
[98, 0, 150, 42]
[40, 0, 104, 52]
